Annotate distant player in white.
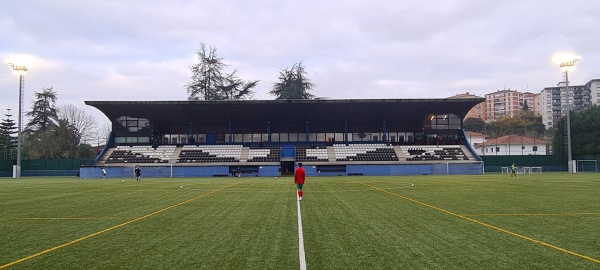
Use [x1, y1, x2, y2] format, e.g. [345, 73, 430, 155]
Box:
[101, 167, 107, 179]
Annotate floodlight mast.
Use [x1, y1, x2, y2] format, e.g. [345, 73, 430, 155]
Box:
[556, 55, 580, 173]
[7, 63, 28, 178]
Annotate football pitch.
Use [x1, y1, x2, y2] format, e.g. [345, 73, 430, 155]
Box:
[1, 173, 599, 269]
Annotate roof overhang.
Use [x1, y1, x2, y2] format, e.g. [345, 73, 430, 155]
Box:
[85, 98, 485, 133]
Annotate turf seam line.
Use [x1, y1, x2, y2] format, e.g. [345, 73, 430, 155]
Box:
[297, 193, 307, 270]
[360, 182, 600, 265]
[0, 180, 249, 269]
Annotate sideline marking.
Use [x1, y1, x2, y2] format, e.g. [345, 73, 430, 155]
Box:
[179, 185, 289, 193]
[301, 183, 415, 193]
[382, 183, 415, 190]
[0, 180, 249, 269]
[297, 193, 307, 270]
[1, 217, 116, 221]
[465, 212, 600, 217]
[360, 182, 600, 265]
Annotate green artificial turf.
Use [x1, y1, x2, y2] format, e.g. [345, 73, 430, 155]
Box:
[0, 173, 599, 269]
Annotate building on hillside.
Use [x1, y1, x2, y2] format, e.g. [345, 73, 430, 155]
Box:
[522, 92, 538, 112]
[484, 89, 523, 123]
[448, 92, 486, 121]
[465, 79, 599, 129]
[585, 79, 600, 105]
[473, 135, 548, 156]
[464, 131, 487, 149]
[533, 92, 545, 124]
[538, 83, 590, 129]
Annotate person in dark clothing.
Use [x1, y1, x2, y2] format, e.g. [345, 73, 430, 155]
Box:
[135, 165, 142, 182]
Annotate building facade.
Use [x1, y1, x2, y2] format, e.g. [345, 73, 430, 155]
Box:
[473, 135, 548, 156]
[537, 79, 598, 129]
[484, 89, 523, 122]
[448, 92, 487, 121]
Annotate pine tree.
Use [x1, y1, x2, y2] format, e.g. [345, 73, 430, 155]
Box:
[185, 42, 257, 101]
[25, 87, 58, 134]
[269, 62, 315, 100]
[0, 108, 17, 160]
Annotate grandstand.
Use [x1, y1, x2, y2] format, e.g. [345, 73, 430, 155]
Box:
[104, 145, 175, 164]
[247, 145, 281, 162]
[82, 98, 485, 178]
[177, 145, 242, 163]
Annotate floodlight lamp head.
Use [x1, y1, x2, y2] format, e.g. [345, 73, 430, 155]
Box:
[552, 53, 580, 72]
[7, 63, 28, 74]
[560, 57, 580, 66]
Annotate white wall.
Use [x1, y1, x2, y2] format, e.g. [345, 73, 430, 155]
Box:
[475, 143, 547, 156]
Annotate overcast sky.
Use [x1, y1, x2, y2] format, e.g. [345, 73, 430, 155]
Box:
[2, 0, 599, 127]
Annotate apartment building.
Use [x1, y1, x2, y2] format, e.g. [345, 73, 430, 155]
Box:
[484, 89, 523, 122]
[447, 92, 486, 121]
[537, 80, 597, 129]
[449, 79, 600, 128]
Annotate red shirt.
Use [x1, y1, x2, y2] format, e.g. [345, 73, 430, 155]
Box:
[295, 167, 306, 184]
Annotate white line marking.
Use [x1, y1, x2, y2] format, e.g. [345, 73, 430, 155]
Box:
[297, 193, 307, 270]
[382, 183, 415, 190]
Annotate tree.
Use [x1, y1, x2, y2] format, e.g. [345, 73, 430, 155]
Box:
[186, 42, 257, 100]
[186, 43, 226, 100]
[220, 70, 259, 100]
[0, 108, 17, 160]
[463, 118, 485, 133]
[21, 87, 87, 159]
[97, 122, 112, 147]
[269, 62, 315, 100]
[58, 104, 98, 145]
[76, 143, 94, 159]
[24, 129, 56, 159]
[554, 105, 600, 156]
[484, 112, 545, 138]
[25, 87, 58, 134]
[53, 118, 81, 159]
[24, 118, 81, 159]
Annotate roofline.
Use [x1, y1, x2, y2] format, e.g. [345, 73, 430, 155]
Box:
[85, 98, 486, 106]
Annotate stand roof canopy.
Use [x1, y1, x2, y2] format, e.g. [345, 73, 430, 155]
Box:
[85, 98, 484, 133]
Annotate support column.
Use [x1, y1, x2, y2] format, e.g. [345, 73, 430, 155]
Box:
[344, 121, 348, 144]
[267, 122, 271, 143]
[383, 120, 387, 143]
[188, 123, 194, 144]
[228, 121, 232, 143]
[305, 122, 310, 143]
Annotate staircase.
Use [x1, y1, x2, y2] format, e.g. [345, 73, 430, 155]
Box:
[168, 146, 183, 164]
[327, 146, 336, 161]
[239, 147, 249, 163]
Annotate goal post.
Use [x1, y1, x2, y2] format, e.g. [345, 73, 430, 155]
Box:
[576, 160, 598, 173]
[530, 167, 542, 174]
[430, 161, 484, 175]
[447, 161, 485, 175]
[134, 163, 173, 178]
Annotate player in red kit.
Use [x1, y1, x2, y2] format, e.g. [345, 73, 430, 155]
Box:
[294, 163, 306, 201]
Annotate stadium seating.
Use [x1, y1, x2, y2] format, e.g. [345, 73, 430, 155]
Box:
[177, 145, 243, 163]
[401, 145, 469, 161]
[247, 145, 281, 162]
[333, 143, 399, 162]
[100, 143, 471, 166]
[295, 145, 328, 162]
[105, 145, 175, 163]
